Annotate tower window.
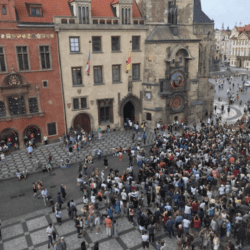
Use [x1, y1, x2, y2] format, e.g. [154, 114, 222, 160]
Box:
[2, 6, 7, 15]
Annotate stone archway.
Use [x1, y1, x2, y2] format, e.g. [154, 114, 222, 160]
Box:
[123, 101, 135, 122]
[73, 113, 91, 133]
[119, 94, 141, 126]
[23, 125, 42, 143]
[0, 128, 19, 145]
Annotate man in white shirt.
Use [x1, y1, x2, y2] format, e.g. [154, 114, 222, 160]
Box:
[46, 224, 54, 248]
[182, 217, 190, 232]
[141, 232, 149, 250]
[41, 188, 48, 206]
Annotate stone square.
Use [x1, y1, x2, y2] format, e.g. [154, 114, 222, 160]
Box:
[98, 238, 123, 250]
[119, 230, 142, 249]
[29, 228, 48, 245]
[54, 220, 76, 236]
[64, 234, 84, 250]
[3, 236, 28, 250]
[26, 216, 48, 231]
[1, 223, 24, 240]
[116, 217, 134, 232]
[87, 224, 108, 242]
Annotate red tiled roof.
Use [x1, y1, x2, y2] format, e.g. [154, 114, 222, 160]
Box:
[238, 24, 250, 32]
[15, 0, 72, 23]
[111, 0, 119, 4]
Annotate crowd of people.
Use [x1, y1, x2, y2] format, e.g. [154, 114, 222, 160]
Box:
[27, 110, 249, 250]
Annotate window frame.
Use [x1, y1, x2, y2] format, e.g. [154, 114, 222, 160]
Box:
[38, 45, 52, 70]
[72, 96, 88, 111]
[146, 112, 152, 121]
[28, 4, 42, 17]
[93, 66, 103, 85]
[42, 80, 48, 88]
[0, 46, 7, 73]
[92, 36, 102, 52]
[69, 37, 80, 53]
[8, 96, 26, 116]
[97, 99, 113, 125]
[112, 65, 121, 83]
[111, 36, 120, 52]
[15, 45, 30, 72]
[71, 67, 83, 86]
[132, 36, 140, 51]
[2, 5, 7, 15]
[47, 122, 58, 137]
[28, 97, 39, 114]
[132, 63, 140, 81]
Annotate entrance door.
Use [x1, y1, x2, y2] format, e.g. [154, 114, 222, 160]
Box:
[73, 113, 91, 133]
[23, 126, 41, 143]
[0, 129, 18, 145]
[123, 101, 135, 122]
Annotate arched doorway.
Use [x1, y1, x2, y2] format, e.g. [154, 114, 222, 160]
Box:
[123, 101, 135, 122]
[23, 126, 41, 143]
[0, 128, 19, 145]
[73, 113, 91, 133]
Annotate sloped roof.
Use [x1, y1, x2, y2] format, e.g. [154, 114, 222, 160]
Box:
[146, 26, 199, 42]
[193, 0, 213, 23]
[238, 24, 250, 32]
[15, 0, 72, 23]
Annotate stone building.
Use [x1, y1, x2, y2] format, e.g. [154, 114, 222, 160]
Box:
[214, 27, 231, 63]
[0, 0, 68, 148]
[230, 24, 250, 69]
[137, 0, 215, 127]
[54, 0, 146, 133]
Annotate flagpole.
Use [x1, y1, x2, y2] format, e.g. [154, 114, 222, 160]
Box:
[87, 41, 91, 76]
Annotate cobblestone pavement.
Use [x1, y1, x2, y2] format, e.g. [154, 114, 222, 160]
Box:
[0, 130, 155, 180]
[0, 197, 179, 250]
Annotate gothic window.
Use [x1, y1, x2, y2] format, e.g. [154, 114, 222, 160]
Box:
[28, 98, 39, 113]
[39, 46, 51, 70]
[16, 46, 29, 71]
[8, 96, 26, 116]
[0, 47, 6, 72]
[0, 101, 6, 117]
[78, 6, 89, 24]
[122, 7, 131, 25]
[2, 6, 7, 15]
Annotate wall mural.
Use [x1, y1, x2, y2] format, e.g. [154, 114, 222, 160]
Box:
[0, 34, 54, 39]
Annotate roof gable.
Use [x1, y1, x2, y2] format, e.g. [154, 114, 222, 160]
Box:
[237, 32, 249, 40]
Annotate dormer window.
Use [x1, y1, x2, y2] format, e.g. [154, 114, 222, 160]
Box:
[122, 7, 131, 25]
[27, 4, 42, 17]
[78, 5, 89, 24]
[2, 6, 7, 15]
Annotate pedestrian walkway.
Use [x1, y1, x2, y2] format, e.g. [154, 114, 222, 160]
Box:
[0, 130, 156, 180]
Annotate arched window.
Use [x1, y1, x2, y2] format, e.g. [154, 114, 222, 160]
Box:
[2, 6, 7, 15]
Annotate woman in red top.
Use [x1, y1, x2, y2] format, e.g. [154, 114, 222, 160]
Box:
[193, 215, 201, 236]
[192, 200, 199, 214]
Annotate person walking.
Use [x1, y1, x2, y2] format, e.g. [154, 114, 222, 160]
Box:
[148, 223, 155, 243]
[60, 184, 67, 201]
[59, 237, 67, 250]
[105, 216, 112, 236]
[46, 224, 54, 249]
[55, 209, 62, 226]
[57, 193, 63, 209]
[27, 145, 33, 158]
[142, 132, 146, 144]
[141, 231, 149, 250]
[80, 241, 88, 250]
[95, 214, 101, 234]
[112, 219, 118, 238]
[41, 188, 48, 206]
[97, 148, 101, 160]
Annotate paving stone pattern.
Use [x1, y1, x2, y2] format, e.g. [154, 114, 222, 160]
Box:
[0, 197, 179, 250]
[0, 130, 155, 181]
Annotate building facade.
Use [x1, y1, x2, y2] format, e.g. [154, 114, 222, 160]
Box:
[137, 0, 215, 126]
[214, 28, 231, 63]
[55, 0, 146, 133]
[230, 24, 250, 69]
[0, 0, 68, 148]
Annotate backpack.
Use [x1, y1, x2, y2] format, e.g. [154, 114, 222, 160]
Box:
[208, 208, 214, 216]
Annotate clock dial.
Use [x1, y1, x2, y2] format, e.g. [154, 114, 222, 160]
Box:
[170, 95, 184, 111]
[145, 92, 151, 100]
[170, 71, 184, 89]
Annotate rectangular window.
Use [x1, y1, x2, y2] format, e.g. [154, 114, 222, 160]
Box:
[0, 101, 6, 117]
[16, 46, 29, 71]
[132, 63, 140, 80]
[0, 47, 6, 72]
[112, 65, 121, 83]
[28, 98, 39, 113]
[73, 98, 79, 109]
[8, 96, 26, 116]
[132, 36, 140, 51]
[72, 67, 82, 85]
[42, 80, 48, 88]
[70, 37, 80, 52]
[81, 97, 87, 109]
[92, 37, 102, 52]
[39, 46, 51, 70]
[98, 99, 113, 124]
[94, 66, 103, 84]
[146, 113, 152, 121]
[47, 122, 57, 136]
[30, 7, 41, 16]
[111, 36, 120, 51]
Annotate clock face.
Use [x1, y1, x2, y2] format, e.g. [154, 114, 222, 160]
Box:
[170, 71, 185, 89]
[169, 95, 184, 112]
